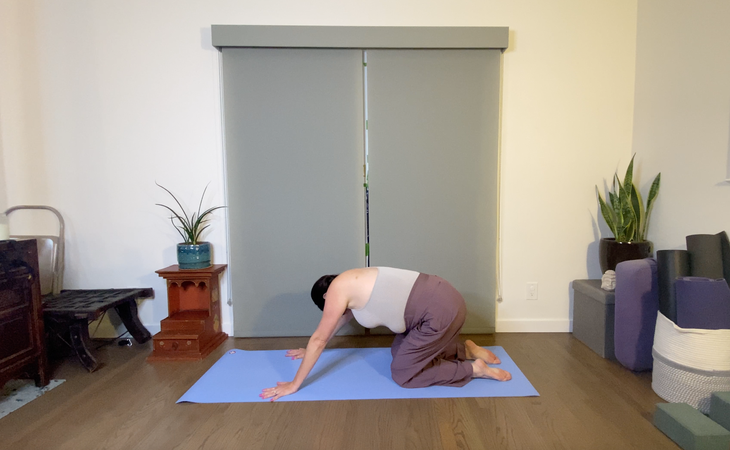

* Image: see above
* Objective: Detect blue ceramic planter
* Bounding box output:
[177,242,212,270]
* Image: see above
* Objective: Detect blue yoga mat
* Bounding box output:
[178,346,539,403]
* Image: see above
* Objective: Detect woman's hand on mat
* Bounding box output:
[285,348,306,360]
[260,381,298,402]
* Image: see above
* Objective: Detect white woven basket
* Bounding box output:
[652,313,730,413]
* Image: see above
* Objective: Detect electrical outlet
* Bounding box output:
[527,282,538,300]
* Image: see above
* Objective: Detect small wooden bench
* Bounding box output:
[5,206,154,373]
[43,288,153,372]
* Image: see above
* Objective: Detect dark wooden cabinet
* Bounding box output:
[0,239,49,387]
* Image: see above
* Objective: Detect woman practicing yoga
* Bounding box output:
[261,267,511,401]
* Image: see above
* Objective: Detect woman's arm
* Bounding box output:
[261,282,349,401]
[286,310,353,360]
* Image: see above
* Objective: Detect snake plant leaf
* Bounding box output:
[623,155,635,195]
[609,191,620,214]
[596,186,617,237]
[609,176,620,210]
[632,187,646,241]
[640,172,661,241]
[594,154,660,244]
[619,175,639,242]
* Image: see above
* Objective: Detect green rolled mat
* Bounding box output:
[654,403,730,450]
[710,392,730,432]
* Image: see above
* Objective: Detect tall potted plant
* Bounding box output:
[156,182,225,270]
[595,155,661,273]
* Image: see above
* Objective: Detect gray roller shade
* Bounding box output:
[222,48,366,337]
[367,49,501,333]
[216,27,507,337]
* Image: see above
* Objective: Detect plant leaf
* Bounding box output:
[594,155,660,244]
[617,176,637,242]
[631,186,645,241]
[156,182,225,245]
[168,217,187,242]
[156,182,193,232]
[194,224,211,244]
[157,203,194,239]
[641,172,661,240]
[197,183,211,223]
[623,154,635,195]
[191,206,226,241]
[596,186,618,238]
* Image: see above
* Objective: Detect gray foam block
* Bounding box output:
[654,403,730,450]
[710,392,730,432]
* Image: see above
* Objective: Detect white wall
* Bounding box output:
[0,0,641,335]
[632,0,730,254]
[0,139,7,214]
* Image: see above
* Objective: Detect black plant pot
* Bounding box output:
[598,238,653,273]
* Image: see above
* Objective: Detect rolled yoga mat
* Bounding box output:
[675,277,730,330]
[177,346,539,403]
[719,231,730,284]
[657,250,691,323]
[687,234,725,279]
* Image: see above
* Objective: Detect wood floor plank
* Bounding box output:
[0,334,681,450]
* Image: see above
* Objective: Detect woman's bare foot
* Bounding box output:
[471,359,512,381]
[465,339,501,364]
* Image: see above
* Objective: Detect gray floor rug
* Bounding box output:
[0,379,65,419]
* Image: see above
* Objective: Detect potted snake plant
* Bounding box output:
[156,182,225,270]
[595,155,661,273]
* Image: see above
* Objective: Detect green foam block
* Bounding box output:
[710,392,730,432]
[654,403,730,450]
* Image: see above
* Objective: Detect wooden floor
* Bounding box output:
[0,333,679,450]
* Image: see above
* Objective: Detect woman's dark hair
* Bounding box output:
[311,274,338,311]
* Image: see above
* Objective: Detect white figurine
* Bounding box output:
[601,270,616,291]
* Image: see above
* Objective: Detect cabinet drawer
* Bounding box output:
[0,308,33,361]
[0,274,32,311]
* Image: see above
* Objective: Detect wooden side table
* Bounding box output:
[147,264,227,361]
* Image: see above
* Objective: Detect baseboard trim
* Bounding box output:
[144,321,571,336]
[496,319,571,333]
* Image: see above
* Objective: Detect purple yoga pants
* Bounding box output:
[390,273,474,388]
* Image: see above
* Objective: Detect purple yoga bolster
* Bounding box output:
[614,258,659,371]
[675,276,730,330]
